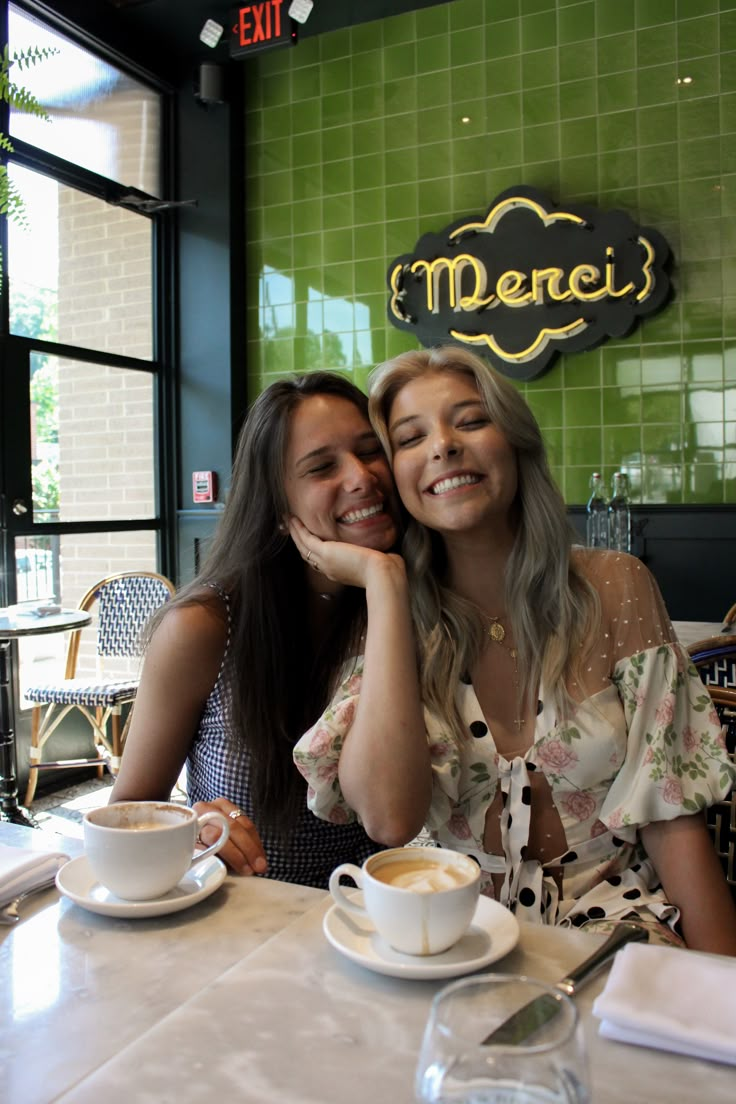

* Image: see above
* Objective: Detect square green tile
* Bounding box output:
[597,110,636,151]
[641,348,683,385]
[599,148,638,190]
[354,188,385,225]
[382,10,417,45]
[450,0,486,31]
[679,137,721,181]
[560,42,596,83]
[353,120,385,159]
[521,86,559,126]
[420,1,451,36]
[320,28,351,62]
[451,63,486,102]
[683,342,724,382]
[684,467,724,503]
[263,204,292,238]
[521,10,557,51]
[386,148,417,186]
[679,0,716,16]
[321,125,352,163]
[636,0,676,29]
[486,55,523,94]
[597,32,636,76]
[637,25,676,68]
[602,347,642,386]
[384,110,418,150]
[561,117,597,157]
[417,70,452,110]
[350,20,383,53]
[486,18,521,59]
[563,350,601,388]
[560,78,598,119]
[563,386,602,426]
[560,154,598,196]
[641,385,683,422]
[352,84,386,122]
[603,385,643,423]
[522,47,558,89]
[563,425,603,464]
[352,153,385,191]
[637,142,677,181]
[384,42,418,82]
[679,218,725,262]
[418,141,452,181]
[639,302,683,344]
[488,0,522,21]
[417,176,452,216]
[453,170,490,213]
[596,0,635,37]
[528,389,563,428]
[677,15,718,61]
[598,72,638,113]
[450,28,485,67]
[322,159,352,197]
[292,232,322,269]
[636,64,678,109]
[420,34,451,73]
[352,51,382,90]
[321,57,351,96]
[604,425,642,465]
[637,103,676,145]
[559,2,595,45]
[523,122,560,162]
[353,224,383,261]
[482,128,523,167]
[679,96,721,140]
[642,424,682,452]
[681,299,727,341]
[487,91,523,132]
[322,92,353,128]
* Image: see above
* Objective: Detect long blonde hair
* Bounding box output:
[368,345,598,740]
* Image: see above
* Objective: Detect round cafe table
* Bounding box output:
[0,605,91,827]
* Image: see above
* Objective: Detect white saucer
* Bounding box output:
[323,893,520,980]
[56,854,227,918]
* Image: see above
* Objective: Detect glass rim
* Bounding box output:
[428,972,580,1052]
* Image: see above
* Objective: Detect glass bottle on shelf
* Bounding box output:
[609,471,632,554]
[586,472,609,548]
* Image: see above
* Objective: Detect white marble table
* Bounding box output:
[1,825,734,1104]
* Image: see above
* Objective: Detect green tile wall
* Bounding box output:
[244,0,736,505]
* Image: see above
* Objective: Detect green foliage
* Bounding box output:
[0,43,59,276]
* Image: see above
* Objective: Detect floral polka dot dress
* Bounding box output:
[294,551,734,935]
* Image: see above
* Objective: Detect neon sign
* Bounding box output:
[386,186,672,381]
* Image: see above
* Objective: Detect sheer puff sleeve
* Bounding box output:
[584,551,736,836]
[293,660,364,825]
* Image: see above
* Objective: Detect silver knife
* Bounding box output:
[482,921,649,1046]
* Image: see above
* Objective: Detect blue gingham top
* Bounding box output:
[186,584,377,889]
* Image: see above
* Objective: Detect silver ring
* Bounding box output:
[228,807,245,821]
[306,550,312,564]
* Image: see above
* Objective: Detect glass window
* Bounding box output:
[8,4,161,194]
[29,352,156,524]
[8,164,154,359]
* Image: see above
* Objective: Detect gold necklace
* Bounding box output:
[485,616,525,732]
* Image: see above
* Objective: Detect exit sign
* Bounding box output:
[229,2,296,57]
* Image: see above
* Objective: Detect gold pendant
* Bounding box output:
[488,618,505,643]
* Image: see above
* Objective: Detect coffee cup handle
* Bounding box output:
[329,863,368,917]
[191,811,231,866]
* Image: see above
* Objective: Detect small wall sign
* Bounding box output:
[228,2,295,58]
[386,186,672,381]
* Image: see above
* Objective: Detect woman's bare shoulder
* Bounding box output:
[153,588,229,657]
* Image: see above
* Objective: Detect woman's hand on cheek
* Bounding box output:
[287,515,398,590]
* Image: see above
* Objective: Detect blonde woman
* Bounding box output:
[292,346,736,954]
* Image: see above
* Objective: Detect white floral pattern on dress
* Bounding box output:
[293,550,735,933]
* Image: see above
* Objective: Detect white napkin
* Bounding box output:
[592,941,736,1066]
[0,843,70,907]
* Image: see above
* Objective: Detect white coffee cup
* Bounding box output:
[83,801,230,901]
[329,846,480,956]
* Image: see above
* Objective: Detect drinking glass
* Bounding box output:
[415,974,590,1104]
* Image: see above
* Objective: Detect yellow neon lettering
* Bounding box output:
[495,270,532,306]
[605,246,635,298]
[636,236,655,302]
[568,264,605,301]
[531,267,571,304]
[450,318,588,363]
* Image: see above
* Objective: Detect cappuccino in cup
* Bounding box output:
[329,846,480,956]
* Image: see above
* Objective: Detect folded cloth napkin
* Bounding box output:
[592,941,736,1066]
[0,843,70,907]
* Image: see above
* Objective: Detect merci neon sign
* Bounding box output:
[387,186,672,381]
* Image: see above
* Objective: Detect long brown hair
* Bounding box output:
[155,372,373,830]
[369,346,598,739]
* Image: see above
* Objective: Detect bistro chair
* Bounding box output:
[688,635,736,903]
[23,570,175,806]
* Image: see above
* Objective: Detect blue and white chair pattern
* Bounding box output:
[688,608,736,903]
[24,571,175,806]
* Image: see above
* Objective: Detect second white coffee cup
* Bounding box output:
[83,801,230,901]
[329,846,480,956]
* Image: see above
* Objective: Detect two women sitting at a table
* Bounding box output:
[111,371,402,888]
[293,345,736,956]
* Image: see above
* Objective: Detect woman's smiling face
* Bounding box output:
[283,394,398,551]
[387,370,518,541]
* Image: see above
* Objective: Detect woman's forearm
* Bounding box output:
[339,557,431,846]
[641,814,736,956]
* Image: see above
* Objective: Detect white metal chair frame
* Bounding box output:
[24,570,175,806]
